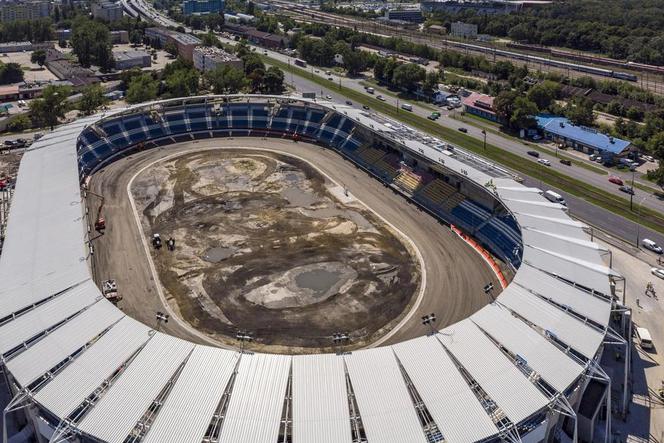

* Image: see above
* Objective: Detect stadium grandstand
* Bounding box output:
[0,95,625,443]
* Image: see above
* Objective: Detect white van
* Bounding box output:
[401,103,413,111]
[636,327,653,350]
[642,238,663,254]
[543,190,566,206]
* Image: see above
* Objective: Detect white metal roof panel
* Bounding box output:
[438,319,549,424]
[503,199,568,218]
[6,299,124,387]
[523,245,613,295]
[292,354,352,443]
[0,280,99,355]
[143,346,239,443]
[522,228,607,263]
[33,316,151,418]
[0,140,88,318]
[498,285,605,359]
[514,264,611,325]
[471,304,584,393]
[218,353,291,443]
[344,347,427,443]
[393,335,497,443]
[514,213,588,240]
[78,333,194,443]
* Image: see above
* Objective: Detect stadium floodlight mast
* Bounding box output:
[155,311,169,331]
[235,330,253,354]
[421,313,437,335]
[332,332,349,354]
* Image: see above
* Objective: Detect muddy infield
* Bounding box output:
[130,149,421,352]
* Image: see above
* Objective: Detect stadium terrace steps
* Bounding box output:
[417,179,456,206]
[443,193,466,212]
[357,147,386,166]
[394,169,428,194]
[373,158,401,181]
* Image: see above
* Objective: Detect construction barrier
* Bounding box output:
[450,224,509,289]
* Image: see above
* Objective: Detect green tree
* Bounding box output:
[0,63,23,84]
[30,49,46,66]
[566,98,595,126]
[510,97,538,130]
[164,68,199,98]
[262,66,284,94]
[342,50,366,76]
[205,65,245,94]
[130,30,143,46]
[494,90,519,126]
[70,17,114,71]
[165,42,178,57]
[79,84,108,115]
[29,85,71,129]
[526,80,560,111]
[391,63,426,91]
[7,114,31,132]
[242,53,265,75]
[201,32,220,47]
[126,73,158,103]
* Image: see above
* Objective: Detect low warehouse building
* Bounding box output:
[113,50,152,70]
[536,115,632,157]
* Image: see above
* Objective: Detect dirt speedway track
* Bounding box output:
[88,138,500,353]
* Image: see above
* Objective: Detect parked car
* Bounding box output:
[608,176,624,185]
[325,94,332,100]
[537,158,551,166]
[345,100,352,106]
[527,150,540,158]
[642,238,663,254]
[619,185,635,195]
[457,127,467,133]
[652,267,664,279]
[531,134,542,141]
[560,159,572,166]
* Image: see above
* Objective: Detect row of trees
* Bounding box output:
[429,0,664,65]
[0,18,53,43]
[0,62,23,85]
[70,17,114,71]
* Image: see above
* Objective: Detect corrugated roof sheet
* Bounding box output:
[143,346,239,443]
[438,319,549,424]
[218,353,291,443]
[514,213,588,240]
[6,299,124,387]
[292,354,352,443]
[499,285,605,359]
[522,228,607,263]
[393,335,497,443]
[514,264,611,325]
[0,280,99,355]
[78,333,194,443]
[471,304,584,393]
[344,347,427,443]
[33,316,151,418]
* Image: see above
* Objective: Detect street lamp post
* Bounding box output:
[630,170,635,211]
[483,282,494,302]
[636,196,647,248]
[236,330,253,354]
[481,130,486,151]
[421,313,437,335]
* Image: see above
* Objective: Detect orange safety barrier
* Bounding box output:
[450,225,509,289]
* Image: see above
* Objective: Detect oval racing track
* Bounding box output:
[0,96,618,443]
[87,139,498,352]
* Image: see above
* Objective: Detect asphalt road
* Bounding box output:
[88,138,499,352]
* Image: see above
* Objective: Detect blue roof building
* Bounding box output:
[535,115,632,156]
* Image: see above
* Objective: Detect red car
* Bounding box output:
[608,176,624,186]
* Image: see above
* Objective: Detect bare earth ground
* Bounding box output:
[130,150,420,350]
[88,138,499,353]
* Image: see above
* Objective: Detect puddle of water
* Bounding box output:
[295,269,342,296]
[281,187,319,207]
[202,246,234,263]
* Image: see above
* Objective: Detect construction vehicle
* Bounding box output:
[152,233,162,249]
[95,216,106,231]
[102,279,122,303]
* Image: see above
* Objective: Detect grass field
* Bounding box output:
[265,56,664,234]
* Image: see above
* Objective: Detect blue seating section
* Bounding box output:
[75,101,523,266]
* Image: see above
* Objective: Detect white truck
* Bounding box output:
[543,190,566,206]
